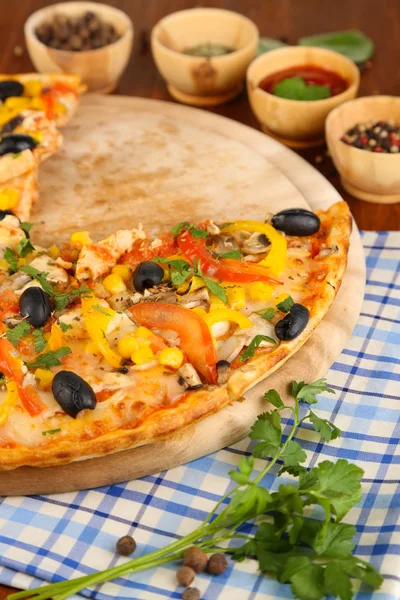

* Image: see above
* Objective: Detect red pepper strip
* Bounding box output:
[177,231,282,285]
[40,91,56,120]
[0,338,45,416]
[52,81,78,97]
[129,303,218,384]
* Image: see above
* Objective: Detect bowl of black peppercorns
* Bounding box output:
[24,1,133,93]
[326,95,400,204]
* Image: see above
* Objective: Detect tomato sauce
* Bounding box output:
[259,64,348,97]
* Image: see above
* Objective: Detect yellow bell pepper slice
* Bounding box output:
[0,381,18,426]
[204,308,253,330]
[221,220,287,275]
[47,323,64,352]
[81,296,122,368]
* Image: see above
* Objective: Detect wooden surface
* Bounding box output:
[0,95,365,495]
[0,0,394,595]
[0,0,399,232]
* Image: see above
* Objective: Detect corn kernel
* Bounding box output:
[134,326,152,339]
[158,348,184,370]
[23,80,42,97]
[34,368,54,389]
[103,273,126,295]
[0,188,19,210]
[131,344,154,365]
[227,286,245,310]
[274,293,290,307]
[117,336,139,358]
[112,264,131,282]
[248,282,273,302]
[4,97,30,111]
[48,245,60,259]
[70,231,92,248]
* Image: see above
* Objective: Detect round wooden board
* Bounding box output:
[0,96,365,496]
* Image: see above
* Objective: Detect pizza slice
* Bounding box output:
[0,201,351,470]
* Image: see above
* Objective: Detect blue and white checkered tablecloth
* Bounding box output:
[0,231,398,600]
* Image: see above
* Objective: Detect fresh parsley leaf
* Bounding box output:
[32,328,47,352]
[229,455,254,485]
[325,561,353,600]
[288,561,325,600]
[17,237,35,258]
[189,225,209,238]
[260,307,275,321]
[193,261,227,304]
[249,410,282,457]
[276,295,294,313]
[170,222,209,238]
[170,221,190,236]
[281,440,307,468]
[153,257,191,270]
[171,269,192,286]
[26,347,71,369]
[273,76,331,101]
[241,334,276,361]
[93,304,112,317]
[292,378,335,404]
[20,222,33,235]
[53,285,91,311]
[42,428,61,436]
[264,388,284,408]
[3,247,18,273]
[5,321,31,346]
[309,410,341,442]
[20,265,54,296]
[59,322,72,333]
[214,249,242,260]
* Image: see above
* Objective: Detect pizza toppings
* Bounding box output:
[271,208,321,236]
[0,134,37,156]
[0,81,24,101]
[133,261,164,292]
[19,287,52,327]
[52,370,97,418]
[275,303,310,341]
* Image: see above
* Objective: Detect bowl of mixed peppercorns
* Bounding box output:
[326,95,400,203]
[24,1,133,93]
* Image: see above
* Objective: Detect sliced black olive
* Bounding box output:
[0,80,24,101]
[271,208,320,237]
[1,114,24,135]
[0,134,37,157]
[0,209,16,220]
[52,371,97,418]
[133,261,164,293]
[19,287,52,328]
[275,303,310,341]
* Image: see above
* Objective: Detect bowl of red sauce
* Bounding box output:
[247,46,360,148]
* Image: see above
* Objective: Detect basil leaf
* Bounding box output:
[257,37,288,56]
[241,334,276,361]
[298,29,374,63]
[276,295,294,313]
[273,77,331,101]
[202,276,227,304]
[214,249,242,260]
[5,321,31,347]
[20,222,33,235]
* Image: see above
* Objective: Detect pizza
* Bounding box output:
[0,73,84,219]
[0,201,351,470]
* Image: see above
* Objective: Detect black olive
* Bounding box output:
[271,208,321,237]
[0,134,37,157]
[1,114,24,135]
[52,371,97,418]
[275,303,310,341]
[0,80,24,101]
[0,209,16,220]
[133,261,164,292]
[19,287,52,328]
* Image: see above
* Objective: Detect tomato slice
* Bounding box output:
[129,303,217,384]
[52,81,78,97]
[177,231,282,285]
[0,338,45,416]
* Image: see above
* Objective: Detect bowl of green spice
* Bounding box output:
[151,8,259,107]
[247,46,360,148]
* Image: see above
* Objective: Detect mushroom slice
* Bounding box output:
[316,244,339,259]
[211,235,240,256]
[178,363,203,390]
[178,287,209,309]
[216,360,230,385]
[242,232,271,255]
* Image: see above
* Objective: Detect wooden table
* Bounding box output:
[0,0,398,597]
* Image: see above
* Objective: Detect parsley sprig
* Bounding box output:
[11,378,382,600]
[170,221,209,238]
[26,347,71,369]
[20,265,91,310]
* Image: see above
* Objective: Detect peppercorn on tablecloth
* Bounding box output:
[0,231,398,600]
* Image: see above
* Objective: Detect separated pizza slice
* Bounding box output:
[0,162,38,223]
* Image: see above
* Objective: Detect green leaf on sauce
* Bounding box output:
[273,77,331,101]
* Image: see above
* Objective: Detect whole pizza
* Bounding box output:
[0,73,351,470]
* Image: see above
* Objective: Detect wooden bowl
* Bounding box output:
[151,8,259,107]
[247,46,360,148]
[24,1,133,93]
[326,96,400,204]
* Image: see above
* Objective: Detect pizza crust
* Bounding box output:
[0,201,351,470]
